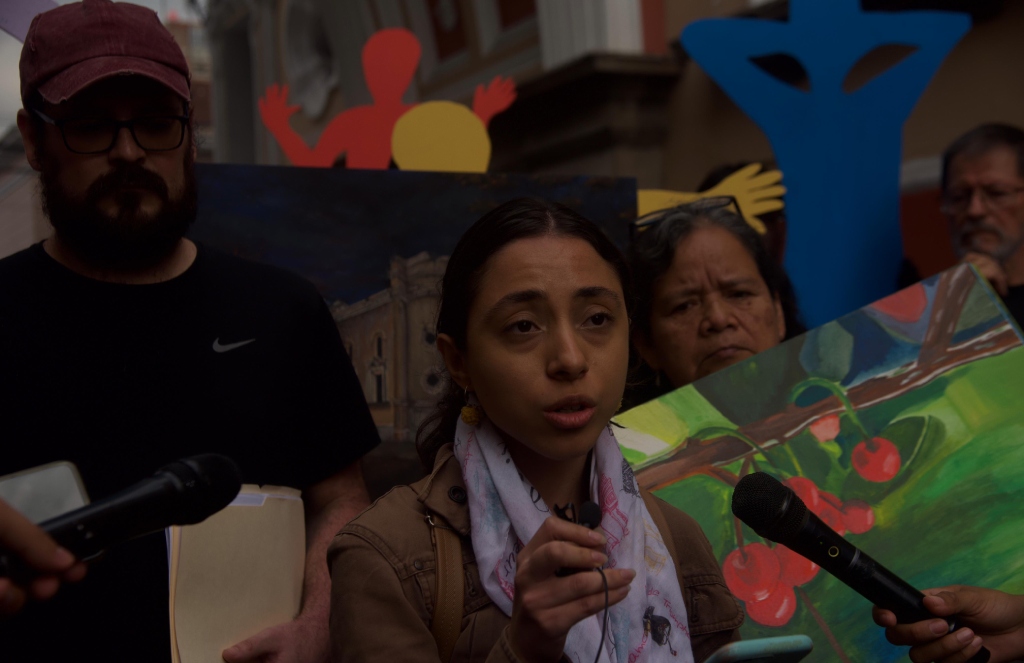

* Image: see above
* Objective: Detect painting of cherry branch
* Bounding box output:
[614,264,1024,662]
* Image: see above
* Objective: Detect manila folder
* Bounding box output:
[170,485,304,663]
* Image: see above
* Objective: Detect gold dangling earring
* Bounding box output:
[460,388,482,426]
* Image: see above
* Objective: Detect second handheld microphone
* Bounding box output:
[732,472,990,663]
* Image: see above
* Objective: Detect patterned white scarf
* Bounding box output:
[453,415,695,663]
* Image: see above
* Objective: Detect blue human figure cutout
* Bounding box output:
[682,0,970,327]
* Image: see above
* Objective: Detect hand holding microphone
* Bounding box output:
[0,454,242,584]
[873,586,1024,663]
[732,472,991,663]
[508,504,632,663]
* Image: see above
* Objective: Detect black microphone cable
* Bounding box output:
[593,565,609,663]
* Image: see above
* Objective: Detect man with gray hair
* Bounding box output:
[941,123,1024,324]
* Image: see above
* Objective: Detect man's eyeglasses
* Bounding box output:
[631,196,743,240]
[941,186,1024,215]
[33,109,189,154]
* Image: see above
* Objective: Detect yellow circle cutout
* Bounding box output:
[392,101,491,174]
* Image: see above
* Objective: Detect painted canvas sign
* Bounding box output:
[614,264,1024,662]
[189,163,636,497]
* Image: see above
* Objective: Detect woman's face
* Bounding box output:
[439,235,629,462]
[637,225,785,387]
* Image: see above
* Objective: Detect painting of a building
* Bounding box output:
[331,251,448,443]
[186,164,637,495]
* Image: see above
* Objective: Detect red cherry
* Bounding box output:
[819,490,843,511]
[722,543,781,602]
[841,500,875,534]
[809,414,841,442]
[852,437,901,482]
[818,502,847,536]
[871,283,927,323]
[775,544,819,586]
[784,477,821,513]
[745,583,798,627]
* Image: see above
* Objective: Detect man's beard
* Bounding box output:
[39,151,198,272]
[952,219,1024,263]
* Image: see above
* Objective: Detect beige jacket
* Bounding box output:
[328,445,743,663]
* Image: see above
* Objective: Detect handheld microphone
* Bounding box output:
[0,454,242,578]
[732,472,990,662]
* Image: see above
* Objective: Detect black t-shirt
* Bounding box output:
[0,242,380,661]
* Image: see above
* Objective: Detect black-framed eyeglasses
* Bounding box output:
[33,109,189,154]
[940,186,1024,215]
[631,196,744,240]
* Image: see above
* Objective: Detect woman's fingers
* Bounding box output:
[524,566,635,612]
[509,516,634,663]
[525,570,635,635]
[519,539,606,581]
[573,576,633,616]
[525,516,606,553]
[516,516,606,579]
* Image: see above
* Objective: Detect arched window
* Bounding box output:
[369,332,387,403]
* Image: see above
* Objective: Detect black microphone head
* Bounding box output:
[579,501,602,530]
[157,454,242,525]
[732,472,807,544]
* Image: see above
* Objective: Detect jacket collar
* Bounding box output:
[416,444,471,536]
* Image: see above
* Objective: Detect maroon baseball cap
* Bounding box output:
[20,0,191,106]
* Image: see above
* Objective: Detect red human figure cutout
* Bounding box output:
[472,75,517,128]
[259,28,421,168]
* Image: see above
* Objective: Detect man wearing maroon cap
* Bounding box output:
[0,1,380,661]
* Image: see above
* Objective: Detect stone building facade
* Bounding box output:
[331,251,448,443]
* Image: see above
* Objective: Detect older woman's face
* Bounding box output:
[637,225,785,387]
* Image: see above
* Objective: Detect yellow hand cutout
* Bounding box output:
[637,164,786,235]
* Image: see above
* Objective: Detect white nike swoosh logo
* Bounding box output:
[212,338,256,353]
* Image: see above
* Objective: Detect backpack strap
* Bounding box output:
[428,514,464,662]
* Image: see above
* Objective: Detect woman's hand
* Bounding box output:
[873,585,1024,663]
[508,516,635,663]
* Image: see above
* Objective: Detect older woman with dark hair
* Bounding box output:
[628,198,805,401]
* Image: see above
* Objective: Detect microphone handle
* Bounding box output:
[784,516,935,624]
[0,476,177,581]
[785,511,990,663]
[40,476,177,559]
